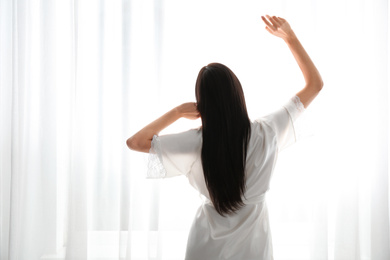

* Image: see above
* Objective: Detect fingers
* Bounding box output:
[269,16,282,27]
[265,26,273,34]
[261,16,277,31]
[261,15,285,31]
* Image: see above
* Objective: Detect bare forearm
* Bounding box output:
[285,31,323,90]
[126,102,199,153]
[261,15,323,108]
[127,108,181,153]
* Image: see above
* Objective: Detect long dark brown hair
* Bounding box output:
[195,63,251,216]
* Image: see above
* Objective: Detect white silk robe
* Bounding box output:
[147,96,306,260]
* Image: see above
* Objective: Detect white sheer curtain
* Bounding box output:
[0,0,388,259]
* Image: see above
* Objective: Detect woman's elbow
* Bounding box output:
[310,79,324,93]
[126,137,138,151]
[126,137,150,152]
[318,79,324,91]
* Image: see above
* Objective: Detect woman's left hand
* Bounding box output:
[127,102,200,153]
[176,102,200,120]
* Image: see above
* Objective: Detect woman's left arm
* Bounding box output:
[126,102,200,153]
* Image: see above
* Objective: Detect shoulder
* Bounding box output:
[252,118,278,137]
[158,127,202,154]
[249,120,279,149]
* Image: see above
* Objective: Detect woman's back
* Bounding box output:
[148,96,305,259]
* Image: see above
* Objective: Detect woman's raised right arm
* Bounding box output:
[261,15,323,108]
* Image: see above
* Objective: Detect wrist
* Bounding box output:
[174,106,183,118]
[284,30,298,44]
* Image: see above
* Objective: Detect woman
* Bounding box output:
[127,15,323,260]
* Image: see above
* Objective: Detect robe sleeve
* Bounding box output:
[260,96,306,151]
[147,128,200,179]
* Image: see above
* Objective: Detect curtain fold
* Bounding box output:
[0,0,389,259]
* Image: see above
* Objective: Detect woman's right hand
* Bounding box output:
[261,15,294,42]
[261,15,323,109]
